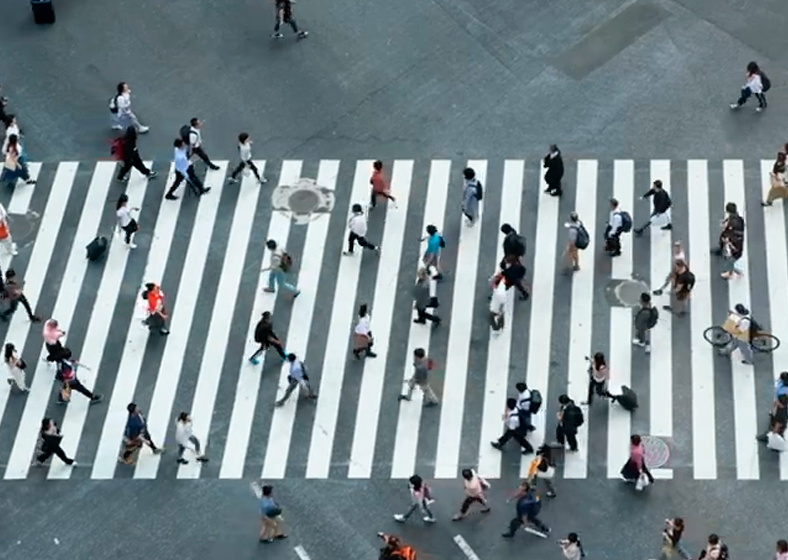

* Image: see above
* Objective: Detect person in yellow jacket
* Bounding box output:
[527,445,556,498]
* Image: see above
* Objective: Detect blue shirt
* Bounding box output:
[289,360,305,381]
[426,233,441,254]
[776,379,788,400]
[260,496,277,516]
[174,147,190,175]
[125,413,145,440]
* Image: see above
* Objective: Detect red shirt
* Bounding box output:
[370,169,388,194]
[147,290,163,314]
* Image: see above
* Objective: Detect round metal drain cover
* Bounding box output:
[614,279,651,307]
[271,177,336,225]
[642,436,670,469]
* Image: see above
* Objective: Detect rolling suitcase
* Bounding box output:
[31,0,56,24]
[86,236,108,261]
[616,385,638,412]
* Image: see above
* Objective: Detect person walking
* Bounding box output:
[461,167,482,226]
[763,151,788,206]
[502,480,550,538]
[262,239,300,297]
[119,403,163,465]
[2,115,34,182]
[633,292,658,354]
[489,276,508,331]
[774,539,788,560]
[634,179,672,235]
[413,267,441,325]
[653,240,687,295]
[555,394,583,452]
[43,319,68,363]
[55,348,103,405]
[500,223,526,263]
[164,138,210,200]
[720,204,745,280]
[228,132,266,184]
[344,203,379,256]
[661,259,694,317]
[582,352,609,406]
[620,434,655,487]
[369,160,396,209]
[110,82,149,133]
[271,0,309,39]
[142,282,170,335]
[352,304,377,359]
[275,353,318,407]
[115,193,140,249]
[1,134,34,188]
[397,348,439,407]
[393,474,436,524]
[115,126,156,182]
[421,225,444,279]
[730,61,769,112]
[558,533,585,560]
[563,212,589,273]
[0,202,17,256]
[527,445,557,498]
[604,198,632,257]
[543,144,564,196]
[452,468,491,520]
[4,342,28,393]
[658,517,692,560]
[0,268,41,322]
[248,311,287,365]
[183,118,220,171]
[34,419,76,468]
[256,484,288,542]
[490,397,533,454]
[175,412,209,465]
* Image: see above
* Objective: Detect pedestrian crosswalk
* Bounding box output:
[0,157,787,482]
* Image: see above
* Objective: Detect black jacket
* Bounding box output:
[543,152,564,182]
[643,188,671,214]
[503,231,525,258]
[122,127,138,161]
[254,321,275,345]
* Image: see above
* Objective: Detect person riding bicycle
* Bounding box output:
[723,303,755,365]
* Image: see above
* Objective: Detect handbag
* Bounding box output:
[635,472,650,491]
[18,359,26,370]
[767,431,787,452]
[60,382,72,402]
[0,222,9,241]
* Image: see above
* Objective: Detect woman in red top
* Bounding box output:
[620,434,654,485]
[143,283,170,335]
[369,160,396,209]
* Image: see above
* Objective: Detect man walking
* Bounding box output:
[120,403,163,464]
[563,212,589,273]
[272,0,309,39]
[491,397,533,454]
[633,292,659,353]
[661,259,694,317]
[262,239,300,297]
[249,311,287,364]
[344,203,379,256]
[183,118,220,170]
[413,267,440,325]
[543,144,564,197]
[165,139,210,200]
[228,132,267,184]
[0,268,41,322]
[634,179,672,235]
[554,394,582,452]
[397,348,439,407]
[275,353,318,407]
[502,480,550,538]
[174,412,209,465]
[604,198,632,257]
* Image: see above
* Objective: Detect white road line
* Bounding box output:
[348,160,413,478]
[49,163,152,479]
[564,160,598,479]
[607,160,634,478]
[686,160,717,479]
[5,162,111,479]
[92,162,185,479]
[760,159,788,479]
[453,535,481,560]
[390,160,451,479]
[259,160,335,480]
[477,160,522,479]
[723,160,759,480]
[7,161,41,215]
[521,165,560,478]
[294,545,312,560]
[305,160,372,479]
[177,163,264,479]
[133,162,228,479]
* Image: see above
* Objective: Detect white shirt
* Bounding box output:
[116,206,132,228]
[505,409,520,431]
[189,127,202,148]
[517,389,531,412]
[175,419,193,446]
[489,281,507,314]
[608,210,623,236]
[354,314,371,336]
[0,203,8,224]
[348,213,367,237]
[116,92,132,116]
[238,141,252,162]
[561,543,582,560]
[591,364,608,384]
[745,72,763,94]
[735,314,751,332]
[289,360,305,381]
[2,124,20,155]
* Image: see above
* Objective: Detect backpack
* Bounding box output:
[279,252,293,272]
[760,71,771,92]
[529,389,543,414]
[180,124,192,144]
[617,211,633,233]
[474,181,483,201]
[439,235,446,248]
[58,360,75,382]
[565,403,584,427]
[680,271,696,291]
[110,137,125,161]
[720,543,729,560]
[109,95,119,114]
[647,307,659,328]
[574,223,590,250]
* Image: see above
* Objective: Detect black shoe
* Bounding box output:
[90,394,104,404]
[398,395,411,402]
[490,441,503,450]
[661,224,672,230]
[634,228,643,236]
[548,190,562,197]
[177,458,188,465]
[413,318,427,324]
[209,164,220,171]
[201,187,212,195]
[502,532,515,539]
[610,250,621,257]
[365,351,377,358]
[197,456,209,463]
[165,194,178,200]
[147,171,158,179]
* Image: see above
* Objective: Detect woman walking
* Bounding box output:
[527,445,557,498]
[0,202,17,255]
[393,474,436,524]
[111,82,149,133]
[116,193,139,249]
[452,468,491,520]
[620,434,655,488]
[4,342,27,393]
[658,517,691,560]
[43,319,68,363]
[730,61,768,112]
[461,167,482,226]
[369,160,396,209]
[352,304,376,359]
[175,412,209,465]
[115,126,156,182]
[763,151,788,206]
[35,418,76,467]
[1,134,34,188]
[582,352,609,406]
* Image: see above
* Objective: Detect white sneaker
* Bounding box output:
[111,124,123,130]
[11,243,18,256]
[730,103,740,109]
[632,338,645,347]
[138,125,150,134]
[393,514,406,523]
[127,243,137,249]
[755,106,763,113]
[423,516,436,523]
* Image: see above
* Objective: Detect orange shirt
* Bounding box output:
[370,169,388,194]
[147,290,163,314]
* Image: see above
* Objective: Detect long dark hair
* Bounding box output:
[117,193,129,210]
[123,126,137,149]
[6,134,19,154]
[4,342,15,361]
[593,352,606,370]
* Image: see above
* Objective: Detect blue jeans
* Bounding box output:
[402,499,433,519]
[268,269,298,293]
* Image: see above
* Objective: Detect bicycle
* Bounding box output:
[703,324,781,353]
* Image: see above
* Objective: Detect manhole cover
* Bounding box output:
[614,279,651,307]
[271,177,336,225]
[642,436,670,469]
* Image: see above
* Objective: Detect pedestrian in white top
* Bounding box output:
[115,193,139,248]
[186,118,220,170]
[489,278,508,331]
[0,202,18,255]
[582,352,610,406]
[393,474,436,524]
[110,82,149,133]
[605,198,628,257]
[4,342,27,392]
[275,353,318,407]
[452,468,490,520]
[344,203,379,256]
[2,114,21,155]
[558,533,584,560]
[175,412,208,465]
[731,61,768,112]
[352,304,377,359]
[228,132,266,184]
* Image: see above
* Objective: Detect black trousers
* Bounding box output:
[275,17,300,33]
[459,495,487,514]
[166,167,204,197]
[370,189,395,208]
[59,378,94,402]
[37,442,73,465]
[737,87,767,109]
[605,234,621,255]
[117,152,150,179]
[250,341,287,361]
[1,294,35,320]
[555,424,578,451]
[498,427,533,453]
[415,308,439,323]
[508,512,549,534]
[231,160,261,181]
[191,146,217,168]
[347,232,376,253]
[587,378,607,404]
[546,178,562,194]
[121,219,138,244]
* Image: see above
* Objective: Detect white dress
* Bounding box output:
[6,354,27,391]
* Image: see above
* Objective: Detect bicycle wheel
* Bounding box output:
[704,326,732,347]
[752,333,781,353]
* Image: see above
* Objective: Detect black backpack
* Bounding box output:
[565,403,584,427]
[439,235,446,248]
[760,71,771,92]
[109,95,119,114]
[529,389,543,414]
[647,307,659,329]
[180,125,192,145]
[474,181,483,201]
[617,211,633,233]
[574,224,590,250]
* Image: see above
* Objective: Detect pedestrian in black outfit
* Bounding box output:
[555,394,582,452]
[272,0,309,39]
[634,180,672,235]
[543,144,564,196]
[413,267,440,325]
[248,311,287,365]
[0,268,41,322]
[116,126,157,182]
[56,348,103,404]
[491,397,533,454]
[185,118,220,171]
[35,418,76,467]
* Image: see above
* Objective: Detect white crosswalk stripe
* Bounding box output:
[0,157,786,481]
